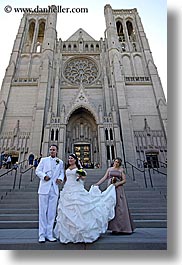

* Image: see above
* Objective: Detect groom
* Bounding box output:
[35,145,64,243]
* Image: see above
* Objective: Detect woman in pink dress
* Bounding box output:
[94,157,135,234]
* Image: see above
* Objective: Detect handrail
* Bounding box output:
[0,168,15,178]
[125,161,147,188]
[20,165,34,174]
[0,159,29,190]
[126,159,167,189]
[151,167,167,176]
[136,158,167,169]
[158,161,167,168]
[18,165,35,189]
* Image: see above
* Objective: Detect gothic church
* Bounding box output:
[0,5,167,168]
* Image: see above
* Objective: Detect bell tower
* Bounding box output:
[104,4,167,165]
[0,9,57,160]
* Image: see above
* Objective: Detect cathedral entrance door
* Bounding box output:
[74,144,91,168]
[66,107,98,167]
[146,153,159,168]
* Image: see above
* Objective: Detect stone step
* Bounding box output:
[0,169,167,232]
[0,201,167,209]
[0,221,38,229]
[0,214,38,221]
[4,192,164,199]
[134,220,167,228]
[0,228,167,250]
[130,207,167,213]
[0,209,38,214]
[0,219,167,229]
[0,213,167,222]
[0,207,166,216]
[0,197,166,205]
[0,207,167,214]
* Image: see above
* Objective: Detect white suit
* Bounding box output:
[36,156,64,239]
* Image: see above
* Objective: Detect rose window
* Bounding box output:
[64,58,99,85]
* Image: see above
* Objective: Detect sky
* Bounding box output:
[0,0,167,98]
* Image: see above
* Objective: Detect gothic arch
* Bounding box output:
[37,20,46,44]
[65,103,99,125]
[126,19,136,42]
[18,55,30,77]
[122,54,133,75]
[23,20,35,53]
[116,19,125,41]
[27,20,36,43]
[30,55,41,77]
[66,107,99,166]
[133,54,144,76]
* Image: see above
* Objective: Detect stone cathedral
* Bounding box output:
[0,5,167,168]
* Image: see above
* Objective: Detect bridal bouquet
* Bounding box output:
[111,177,117,184]
[76,168,87,181]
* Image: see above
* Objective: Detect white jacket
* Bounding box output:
[35,156,64,195]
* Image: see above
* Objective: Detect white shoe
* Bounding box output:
[46,236,57,242]
[39,236,45,243]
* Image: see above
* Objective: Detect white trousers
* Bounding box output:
[39,184,58,238]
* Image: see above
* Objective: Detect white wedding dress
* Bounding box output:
[54,168,116,243]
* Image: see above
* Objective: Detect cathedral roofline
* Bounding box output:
[112,8,138,15]
[66,28,96,42]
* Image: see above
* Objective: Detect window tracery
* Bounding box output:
[64,57,99,85]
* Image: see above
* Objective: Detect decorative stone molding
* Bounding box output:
[63,57,99,86]
[12,77,38,85]
[125,76,151,85]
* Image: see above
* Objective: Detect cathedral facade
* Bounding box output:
[0,5,167,168]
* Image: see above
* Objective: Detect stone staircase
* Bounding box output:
[0,167,167,230]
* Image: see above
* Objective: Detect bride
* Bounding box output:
[54,153,116,244]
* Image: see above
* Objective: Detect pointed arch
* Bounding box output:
[51,129,54,141]
[37,20,46,44]
[30,55,41,78]
[65,103,99,125]
[18,55,30,77]
[55,129,59,141]
[126,20,136,42]
[122,55,133,75]
[28,20,35,43]
[105,128,109,140]
[85,44,89,51]
[23,20,35,53]
[110,128,113,140]
[134,54,144,76]
[66,106,99,166]
[116,20,125,42]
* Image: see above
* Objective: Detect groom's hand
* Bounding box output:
[44,176,50,181]
[56,179,62,185]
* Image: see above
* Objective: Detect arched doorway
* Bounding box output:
[66,107,98,168]
[4,150,19,164]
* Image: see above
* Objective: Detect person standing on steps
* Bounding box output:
[35,145,64,243]
[94,157,135,234]
[54,153,116,244]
